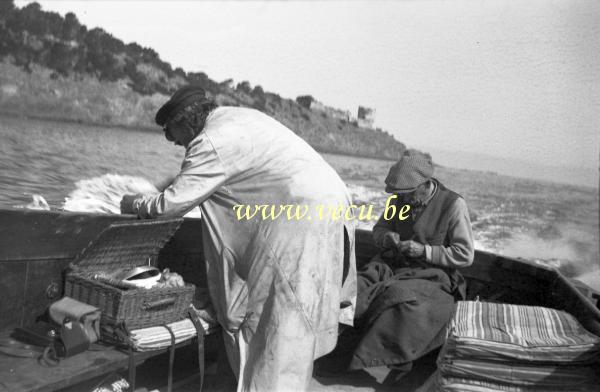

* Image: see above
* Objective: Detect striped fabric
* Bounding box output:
[446,301,600,363]
[433,301,600,392]
[129,317,218,352]
[429,371,600,392]
[438,359,598,387]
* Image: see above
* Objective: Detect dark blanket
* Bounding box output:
[348,256,456,370]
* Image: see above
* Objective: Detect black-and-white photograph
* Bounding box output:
[0,1,598,391]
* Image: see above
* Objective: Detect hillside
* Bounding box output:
[0,1,405,159]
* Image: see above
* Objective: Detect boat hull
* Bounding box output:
[0,208,598,336]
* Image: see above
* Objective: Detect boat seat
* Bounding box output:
[0,325,220,392]
[432,301,600,391]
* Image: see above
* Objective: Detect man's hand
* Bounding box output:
[120,194,142,214]
[399,240,425,258]
[382,231,401,251]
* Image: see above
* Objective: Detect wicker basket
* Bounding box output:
[65,219,195,335]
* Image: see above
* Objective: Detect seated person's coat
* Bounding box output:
[349,178,474,373]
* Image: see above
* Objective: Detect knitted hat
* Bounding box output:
[155,85,208,126]
[384,150,434,193]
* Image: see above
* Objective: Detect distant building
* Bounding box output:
[296,95,314,109]
[296,95,351,122]
[357,106,375,128]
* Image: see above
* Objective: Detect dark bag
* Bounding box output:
[12,321,60,347]
[57,317,92,357]
[41,297,102,365]
[49,296,101,344]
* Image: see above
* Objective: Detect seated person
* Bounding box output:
[346,150,475,384]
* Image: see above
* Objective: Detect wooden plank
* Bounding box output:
[0,342,139,392]
[550,274,600,335]
[0,209,208,332]
[0,262,27,331]
[0,209,203,262]
[22,258,70,327]
[2,208,598,334]
[0,209,133,262]
[0,331,218,392]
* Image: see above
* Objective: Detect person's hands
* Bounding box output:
[382,231,401,251]
[120,194,142,214]
[399,240,425,258]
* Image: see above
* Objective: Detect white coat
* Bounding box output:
[132,107,357,391]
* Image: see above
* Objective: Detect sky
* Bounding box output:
[15,0,600,184]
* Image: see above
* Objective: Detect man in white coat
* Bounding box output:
[121,86,356,391]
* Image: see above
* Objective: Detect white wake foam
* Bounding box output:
[63,174,159,214]
[62,174,201,218]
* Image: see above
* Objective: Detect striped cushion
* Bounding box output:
[129,317,218,351]
[444,301,600,364]
[438,359,599,388]
[430,371,600,392]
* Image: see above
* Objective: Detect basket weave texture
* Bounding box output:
[65,219,195,333]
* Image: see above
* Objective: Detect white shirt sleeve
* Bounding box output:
[133,135,228,219]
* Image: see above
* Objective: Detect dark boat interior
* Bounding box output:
[1,208,599,391]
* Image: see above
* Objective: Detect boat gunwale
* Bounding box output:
[0,207,598,329]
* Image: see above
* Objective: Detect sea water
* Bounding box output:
[1,115,598,287]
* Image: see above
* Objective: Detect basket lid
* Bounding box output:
[72,218,184,272]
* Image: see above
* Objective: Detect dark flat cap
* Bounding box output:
[155,85,207,126]
[384,150,434,193]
